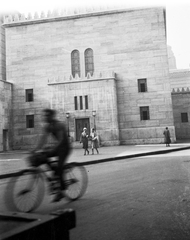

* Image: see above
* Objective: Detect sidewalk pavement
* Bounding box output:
[67,143,190,165]
[1,143,190,177]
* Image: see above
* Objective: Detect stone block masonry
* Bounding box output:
[0,15,6,81]
[3,7,175,149]
[0,80,12,151]
[172,90,190,139]
[49,77,119,146]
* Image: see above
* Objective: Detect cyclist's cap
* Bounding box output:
[83,128,87,131]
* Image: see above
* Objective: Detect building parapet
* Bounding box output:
[48,71,116,85]
[172,87,190,94]
[169,69,190,78]
[2,6,127,26]
[2,6,165,27]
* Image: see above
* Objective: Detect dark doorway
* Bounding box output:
[3,129,8,151]
[75,118,90,141]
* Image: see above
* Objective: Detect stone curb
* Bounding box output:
[0,146,189,180]
[76,146,190,166]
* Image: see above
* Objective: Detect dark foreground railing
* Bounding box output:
[0,209,76,240]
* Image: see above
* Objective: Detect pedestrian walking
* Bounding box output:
[80,128,89,155]
[90,128,99,154]
[163,127,171,147]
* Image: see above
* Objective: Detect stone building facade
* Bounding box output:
[0,80,12,151]
[0,14,12,151]
[167,45,177,70]
[0,16,6,80]
[170,69,190,139]
[1,7,177,150]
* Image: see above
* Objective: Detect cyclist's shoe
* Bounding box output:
[52,192,64,202]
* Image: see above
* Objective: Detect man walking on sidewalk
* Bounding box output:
[163,127,171,147]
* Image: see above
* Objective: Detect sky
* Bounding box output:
[1,0,190,69]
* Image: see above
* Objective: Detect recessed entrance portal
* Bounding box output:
[75,118,90,141]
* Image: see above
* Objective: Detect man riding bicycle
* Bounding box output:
[32,108,71,202]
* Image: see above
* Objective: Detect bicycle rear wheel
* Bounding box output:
[4,169,45,213]
[63,163,88,201]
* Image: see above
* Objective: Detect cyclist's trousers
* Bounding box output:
[47,146,70,190]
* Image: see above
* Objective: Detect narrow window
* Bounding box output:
[85,95,88,109]
[71,50,80,78]
[26,89,33,102]
[181,113,188,122]
[74,96,78,110]
[84,48,94,77]
[80,96,83,110]
[138,79,147,92]
[26,115,34,128]
[140,106,150,120]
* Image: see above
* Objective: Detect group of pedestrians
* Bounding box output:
[80,127,100,155]
[80,126,171,154]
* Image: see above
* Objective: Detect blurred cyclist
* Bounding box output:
[33,108,71,202]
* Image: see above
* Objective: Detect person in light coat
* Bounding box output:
[90,128,99,154]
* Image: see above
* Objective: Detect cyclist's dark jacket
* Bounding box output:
[46,120,70,156]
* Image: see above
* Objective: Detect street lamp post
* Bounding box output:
[66,112,70,137]
[92,110,96,130]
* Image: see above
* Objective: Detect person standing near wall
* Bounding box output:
[80,128,89,155]
[90,128,99,154]
[163,127,171,147]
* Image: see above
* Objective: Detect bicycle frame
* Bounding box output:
[4,159,88,212]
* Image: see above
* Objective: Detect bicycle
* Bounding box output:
[4,151,88,213]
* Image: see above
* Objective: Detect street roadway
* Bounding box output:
[1,150,190,240]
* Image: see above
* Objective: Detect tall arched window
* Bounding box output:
[71,50,80,78]
[84,48,94,77]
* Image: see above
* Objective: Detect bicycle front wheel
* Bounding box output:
[63,163,88,201]
[4,169,45,213]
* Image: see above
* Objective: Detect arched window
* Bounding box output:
[84,48,94,77]
[71,50,80,78]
